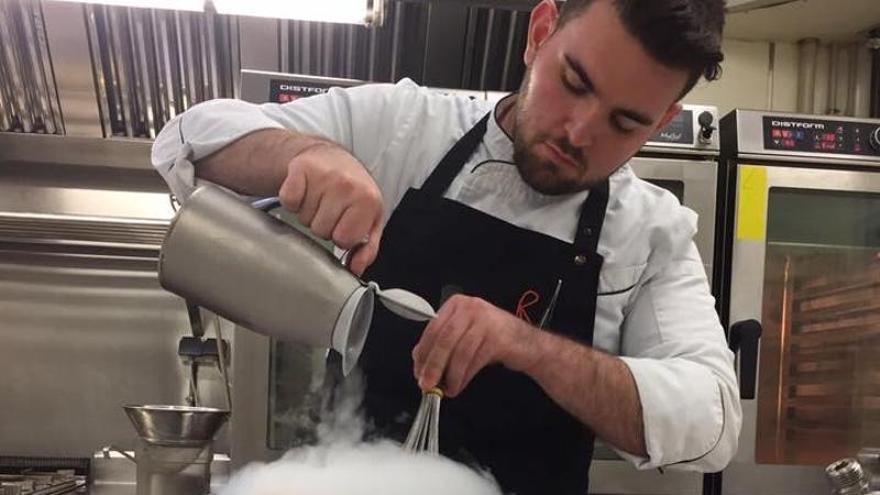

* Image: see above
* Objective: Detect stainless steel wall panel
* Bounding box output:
[109,8,135,136]
[84,6,115,138]
[3,0,65,134]
[176,12,196,110]
[345,25,356,79]
[461,6,527,91]
[279,20,290,73]
[389,2,403,81]
[478,8,495,89]
[500,10,518,90]
[1,4,32,132]
[277,0,441,84]
[131,11,158,138]
[22,4,60,134]
[197,14,213,101]
[238,16,278,73]
[321,23,333,76]
[422,2,468,88]
[367,25,377,81]
[226,16,241,98]
[395,2,428,83]
[204,15,220,101]
[0,133,153,171]
[0,19,16,132]
[83,6,238,138]
[0,168,235,456]
[0,1,35,132]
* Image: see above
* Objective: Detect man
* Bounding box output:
[152,0,741,493]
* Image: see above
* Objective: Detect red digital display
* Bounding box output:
[276,93,302,103]
[762,116,879,156]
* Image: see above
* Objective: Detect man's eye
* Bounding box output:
[561,75,588,96]
[611,118,637,134]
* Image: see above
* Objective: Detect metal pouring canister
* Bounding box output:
[158,184,374,374]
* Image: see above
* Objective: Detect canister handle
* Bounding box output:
[251,197,365,269]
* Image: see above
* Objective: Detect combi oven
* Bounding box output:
[718,109,880,495]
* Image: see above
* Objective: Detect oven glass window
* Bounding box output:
[757,187,880,465]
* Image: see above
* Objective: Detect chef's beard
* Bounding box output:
[509,69,599,196]
[512,136,594,195]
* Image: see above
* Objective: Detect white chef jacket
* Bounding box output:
[151,78,741,472]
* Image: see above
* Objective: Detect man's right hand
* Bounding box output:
[278,141,384,276]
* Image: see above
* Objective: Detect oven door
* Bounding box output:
[722,163,880,494]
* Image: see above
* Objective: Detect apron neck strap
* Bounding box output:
[421,113,491,197]
[419,110,610,253]
[573,179,609,253]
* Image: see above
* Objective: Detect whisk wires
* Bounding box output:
[404,387,444,454]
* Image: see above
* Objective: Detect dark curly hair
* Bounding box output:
[557,0,725,98]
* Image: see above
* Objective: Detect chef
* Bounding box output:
[152,0,741,493]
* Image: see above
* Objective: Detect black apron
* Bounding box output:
[358,113,609,495]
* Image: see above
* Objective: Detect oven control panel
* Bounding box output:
[645,105,719,150]
[763,116,880,157]
[269,79,337,103]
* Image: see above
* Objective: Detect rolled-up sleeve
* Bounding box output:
[151,99,285,200]
[616,241,742,472]
[150,79,420,201]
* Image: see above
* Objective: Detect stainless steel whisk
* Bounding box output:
[403,387,444,454]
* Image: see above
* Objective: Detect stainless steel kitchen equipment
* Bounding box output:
[826,457,872,495]
[0,456,89,495]
[718,109,880,495]
[158,183,438,379]
[106,405,230,495]
[123,405,230,446]
[158,184,376,376]
[0,133,232,457]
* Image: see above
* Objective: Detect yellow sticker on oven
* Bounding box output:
[736,165,767,240]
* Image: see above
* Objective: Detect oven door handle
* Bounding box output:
[728,319,762,400]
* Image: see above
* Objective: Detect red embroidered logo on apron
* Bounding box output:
[515,289,541,324]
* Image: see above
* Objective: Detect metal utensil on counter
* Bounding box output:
[104,405,230,495]
[159,184,437,375]
[123,405,230,446]
[827,457,872,495]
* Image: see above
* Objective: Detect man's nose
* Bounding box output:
[565,97,602,148]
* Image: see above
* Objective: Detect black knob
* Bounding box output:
[870,127,880,152]
[698,111,716,141]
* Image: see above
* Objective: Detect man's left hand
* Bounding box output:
[411,295,543,397]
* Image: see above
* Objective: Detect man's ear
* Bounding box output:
[654,102,683,134]
[523,0,559,67]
